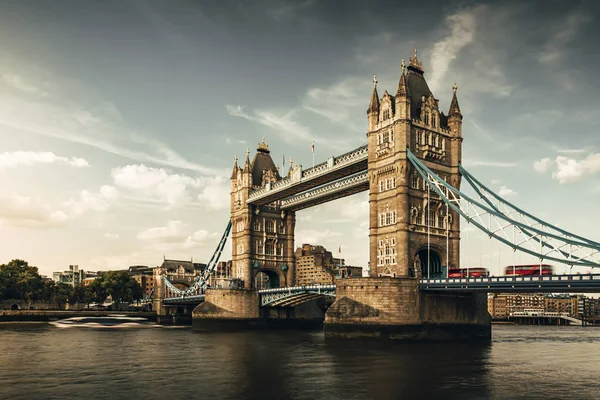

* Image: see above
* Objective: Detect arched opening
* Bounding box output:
[417,248,443,279]
[10,303,19,310]
[255,270,281,289]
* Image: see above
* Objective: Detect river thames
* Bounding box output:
[0,324,598,400]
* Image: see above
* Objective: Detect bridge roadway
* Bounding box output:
[247,144,367,207]
[161,273,600,306]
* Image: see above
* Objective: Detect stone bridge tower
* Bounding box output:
[230,139,296,289]
[367,49,462,279]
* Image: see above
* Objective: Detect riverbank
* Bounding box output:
[0,310,157,323]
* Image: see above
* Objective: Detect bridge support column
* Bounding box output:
[192,288,259,330]
[324,277,491,341]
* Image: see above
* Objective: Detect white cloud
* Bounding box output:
[225,137,247,145]
[110,164,230,210]
[552,154,600,184]
[137,220,217,251]
[463,160,518,168]
[111,164,199,207]
[226,104,312,143]
[498,186,517,197]
[533,157,553,173]
[296,229,342,245]
[104,233,120,239]
[0,151,89,169]
[1,73,49,97]
[0,193,69,228]
[64,185,119,216]
[302,77,367,132]
[197,176,230,210]
[428,6,479,92]
[0,70,218,174]
[552,146,590,154]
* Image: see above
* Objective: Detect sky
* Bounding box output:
[1,0,600,278]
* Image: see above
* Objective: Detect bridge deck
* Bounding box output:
[247,145,367,206]
[162,274,600,305]
[419,273,600,293]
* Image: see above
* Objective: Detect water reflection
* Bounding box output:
[0,324,598,400]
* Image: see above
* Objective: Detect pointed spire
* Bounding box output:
[448,81,461,116]
[231,155,239,179]
[396,60,410,98]
[243,148,251,173]
[367,75,380,114]
[408,48,423,73]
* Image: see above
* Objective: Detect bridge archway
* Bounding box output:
[255,268,283,289]
[417,248,443,279]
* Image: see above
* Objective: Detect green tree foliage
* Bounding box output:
[0,259,45,308]
[89,271,143,306]
[0,260,143,310]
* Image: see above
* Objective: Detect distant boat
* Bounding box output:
[49,315,158,328]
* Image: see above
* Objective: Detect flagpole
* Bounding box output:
[312,140,315,168]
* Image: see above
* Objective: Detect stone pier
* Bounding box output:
[192,288,326,330]
[324,277,491,341]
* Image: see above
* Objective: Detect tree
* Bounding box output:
[0,259,45,308]
[89,271,143,307]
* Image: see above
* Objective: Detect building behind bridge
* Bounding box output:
[488,293,585,319]
[294,244,362,286]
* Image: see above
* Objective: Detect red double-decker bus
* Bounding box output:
[448,267,489,278]
[504,264,554,276]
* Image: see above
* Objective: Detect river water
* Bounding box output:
[0,324,598,400]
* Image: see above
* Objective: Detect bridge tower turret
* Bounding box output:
[367,48,461,280]
[230,139,296,289]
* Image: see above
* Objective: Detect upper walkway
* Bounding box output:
[247,144,367,206]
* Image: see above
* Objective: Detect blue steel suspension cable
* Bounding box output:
[407,149,600,267]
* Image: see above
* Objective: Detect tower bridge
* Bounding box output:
[160,49,600,340]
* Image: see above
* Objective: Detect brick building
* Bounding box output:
[294,244,342,286]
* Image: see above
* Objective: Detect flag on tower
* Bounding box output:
[312,140,315,153]
[338,245,341,253]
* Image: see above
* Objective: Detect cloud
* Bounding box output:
[64,185,119,216]
[533,157,553,173]
[1,73,49,97]
[267,0,315,22]
[226,104,313,143]
[225,137,247,145]
[498,186,517,197]
[551,146,590,154]
[104,233,120,239]
[538,10,592,64]
[302,77,368,132]
[110,164,229,210]
[551,154,600,184]
[197,176,230,210]
[111,164,200,207]
[462,160,518,168]
[0,70,218,174]
[0,193,69,228]
[296,228,342,245]
[0,151,89,168]
[137,220,217,250]
[428,6,479,93]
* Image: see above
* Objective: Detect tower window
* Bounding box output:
[265,220,275,233]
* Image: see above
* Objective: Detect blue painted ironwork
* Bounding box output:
[407,149,600,267]
[162,221,232,300]
[258,285,336,307]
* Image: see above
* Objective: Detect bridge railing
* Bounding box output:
[420,273,600,285]
[258,284,337,294]
[247,144,368,202]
